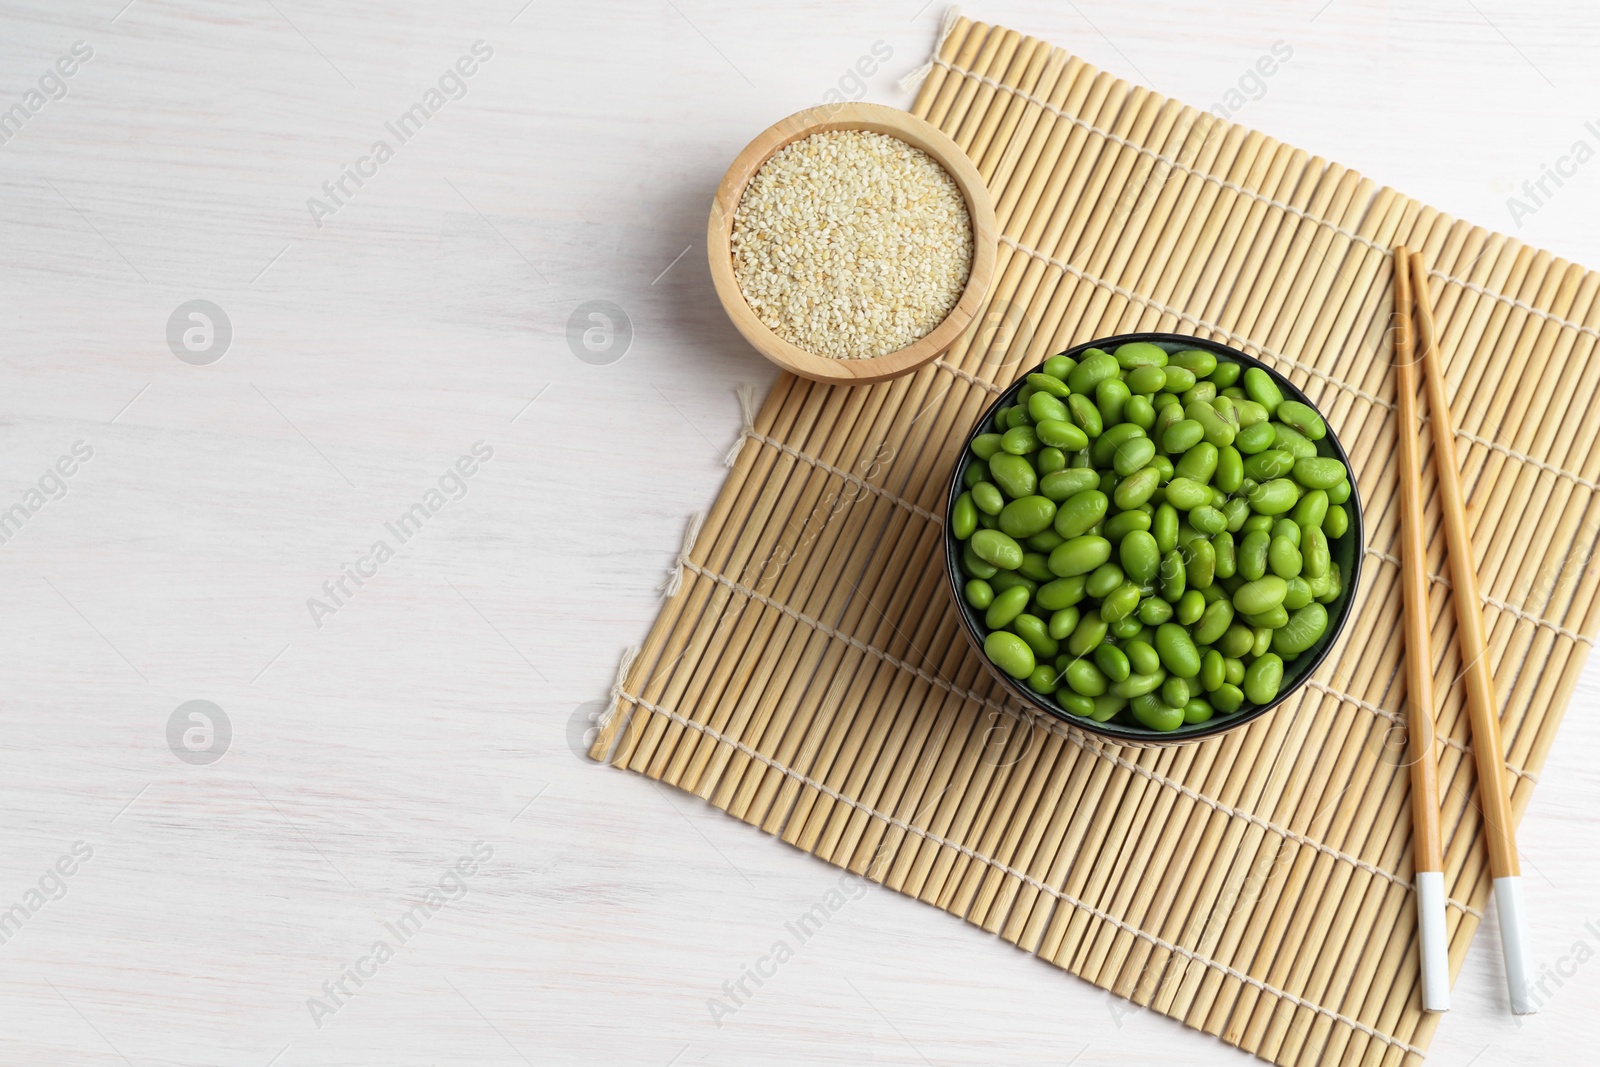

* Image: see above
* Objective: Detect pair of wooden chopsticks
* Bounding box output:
[1393,248,1533,1015]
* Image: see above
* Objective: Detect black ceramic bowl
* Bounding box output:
[943,332,1364,746]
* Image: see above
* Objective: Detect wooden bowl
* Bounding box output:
[706,102,998,386]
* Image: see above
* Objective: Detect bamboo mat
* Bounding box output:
[592,16,1600,1065]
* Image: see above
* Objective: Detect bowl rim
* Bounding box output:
[942,331,1366,747]
[706,102,999,386]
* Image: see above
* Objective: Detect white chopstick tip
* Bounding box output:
[1416,871,1451,1012]
[1495,875,1538,1014]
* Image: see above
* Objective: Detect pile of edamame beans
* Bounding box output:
[949,341,1352,733]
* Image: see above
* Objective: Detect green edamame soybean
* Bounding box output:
[1189,401,1235,447]
[1130,692,1184,731]
[988,453,1036,498]
[952,492,978,539]
[1036,418,1090,451]
[1238,530,1269,581]
[1161,676,1191,709]
[985,631,1035,679]
[1138,597,1173,625]
[1124,394,1157,430]
[1247,478,1300,515]
[964,578,994,610]
[1175,589,1205,626]
[1215,445,1244,492]
[971,481,1004,516]
[1025,664,1059,694]
[1113,435,1157,476]
[1048,606,1081,640]
[998,495,1057,539]
[1085,563,1125,599]
[1064,658,1109,697]
[1100,582,1143,625]
[1213,530,1237,579]
[1120,530,1161,583]
[1234,421,1276,454]
[970,433,1004,460]
[1234,575,1288,614]
[1124,639,1161,676]
[1036,575,1087,611]
[1094,643,1132,683]
[1324,504,1349,539]
[1001,425,1040,455]
[1067,609,1109,657]
[1091,422,1146,466]
[1190,505,1227,536]
[1175,442,1219,483]
[1291,487,1328,528]
[1186,537,1216,589]
[1327,478,1351,505]
[1218,624,1254,658]
[1242,367,1284,414]
[1301,525,1330,579]
[1222,496,1251,532]
[1042,354,1075,379]
[985,584,1030,628]
[1068,349,1120,393]
[1155,622,1201,678]
[1282,577,1313,611]
[1112,466,1160,510]
[1097,377,1131,425]
[1040,467,1099,502]
[1027,528,1065,552]
[1276,400,1326,441]
[1273,602,1328,656]
[1028,371,1069,397]
[971,529,1024,571]
[1210,361,1241,388]
[1212,683,1245,713]
[1018,552,1054,582]
[1049,534,1112,578]
[1292,456,1345,489]
[1159,549,1187,602]
[1163,476,1210,510]
[1170,349,1217,377]
[1053,489,1108,538]
[1162,366,1197,393]
[1183,698,1215,724]
[1153,502,1178,554]
[1272,422,1317,459]
[1067,393,1103,438]
[1113,670,1168,699]
[1028,391,1069,425]
[1110,615,1143,641]
[1103,509,1152,540]
[1011,613,1059,659]
[1200,649,1226,692]
[1193,599,1235,646]
[1243,652,1284,704]
[1161,419,1205,454]
[1243,604,1289,629]
[962,542,998,579]
[1268,534,1303,579]
[1127,363,1166,394]
[1242,450,1295,481]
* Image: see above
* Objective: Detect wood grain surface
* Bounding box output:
[0,2,1595,1065]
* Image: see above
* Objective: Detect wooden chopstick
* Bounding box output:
[1392,246,1450,1013]
[1407,250,1536,1014]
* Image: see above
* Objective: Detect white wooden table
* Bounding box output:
[2,1,1596,1063]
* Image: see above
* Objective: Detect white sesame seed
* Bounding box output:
[730,129,973,360]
